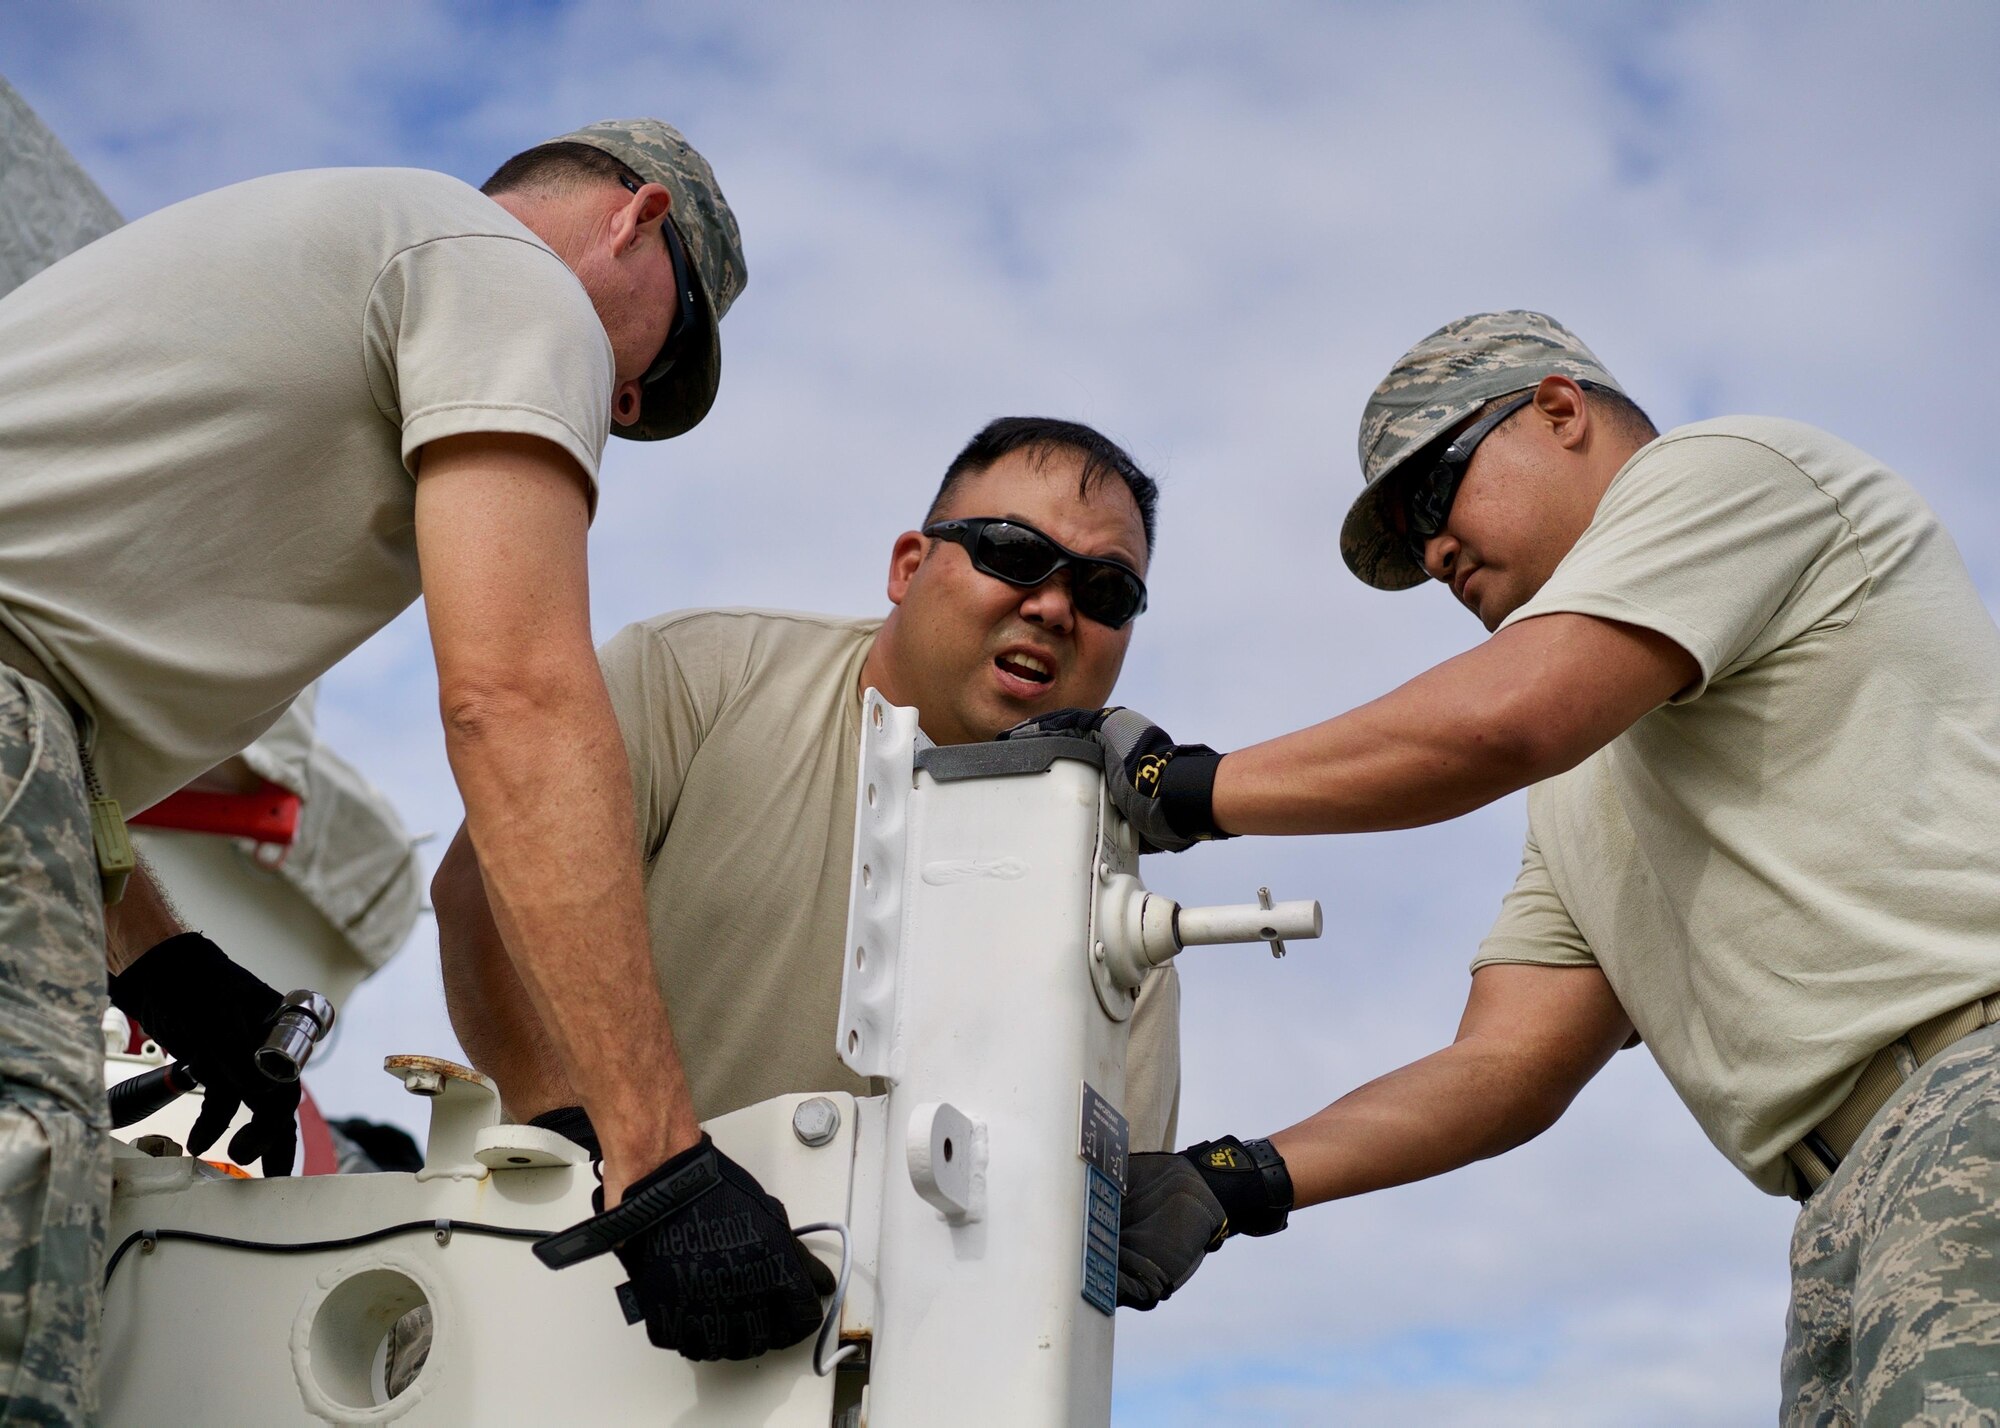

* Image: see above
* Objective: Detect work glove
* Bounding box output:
[535,1133,836,1361]
[1118,1135,1294,1311]
[106,932,300,1175]
[1001,707,1230,854]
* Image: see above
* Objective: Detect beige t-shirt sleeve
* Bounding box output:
[1472,829,1596,973]
[1498,432,1861,700]
[365,234,612,501]
[598,621,716,863]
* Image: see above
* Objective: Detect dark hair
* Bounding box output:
[926,417,1160,554]
[1473,381,1658,446]
[481,141,642,198]
[1585,384,1659,444]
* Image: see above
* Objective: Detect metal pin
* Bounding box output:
[1259,887,1286,958]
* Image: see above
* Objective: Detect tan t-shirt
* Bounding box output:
[1473,417,2000,1194]
[600,609,1183,1150]
[0,167,613,809]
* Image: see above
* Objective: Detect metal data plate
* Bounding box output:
[1079,1082,1130,1318]
[1078,1082,1129,1191]
[1081,1165,1120,1317]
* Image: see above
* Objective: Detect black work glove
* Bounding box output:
[527,1104,602,1160]
[106,932,300,1176]
[534,1134,836,1361]
[1002,707,1229,854]
[1118,1135,1294,1311]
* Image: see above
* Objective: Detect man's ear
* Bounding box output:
[611,181,673,255]
[1534,375,1590,450]
[886,530,928,605]
[611,378,644,428]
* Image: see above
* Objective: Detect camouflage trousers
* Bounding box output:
[1783,1020,2000,1426]
[0,672,110,1427]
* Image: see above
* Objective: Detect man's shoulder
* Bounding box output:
[1641,415,1878,479]
[607,607,881,677]
[213,167,550,257]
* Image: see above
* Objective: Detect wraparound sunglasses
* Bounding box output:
[922,517,1149,629]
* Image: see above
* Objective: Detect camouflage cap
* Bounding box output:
[1342,310,1622,591]
[550,118,746,441]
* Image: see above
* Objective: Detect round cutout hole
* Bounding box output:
[302,1267,430,1412]
[942,1137,954,1162]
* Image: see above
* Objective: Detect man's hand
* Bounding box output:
[535,1135,835,1360]
[1003,707,1229,853]
[1118,1135,1294,1310]
[106,932,301,1175]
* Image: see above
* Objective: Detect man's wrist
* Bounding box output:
[1157,748,1229,841]
[1184,1134,1293,1238]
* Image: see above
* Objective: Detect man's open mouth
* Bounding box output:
[994,651,1054,687]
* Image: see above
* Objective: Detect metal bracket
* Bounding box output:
[837,690,920,1080]
[906,1101,984,1222]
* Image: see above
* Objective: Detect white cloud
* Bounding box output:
[6,2,1995,1419]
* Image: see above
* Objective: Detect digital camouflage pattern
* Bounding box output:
[0,671,111,1426]
[550,118,746,442]
[1783,1021,2000,1425]
[1343,310,1624,592]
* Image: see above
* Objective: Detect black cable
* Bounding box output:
[103,1218,552,1290]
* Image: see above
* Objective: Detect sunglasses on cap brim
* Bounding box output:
[922,517,1149,630]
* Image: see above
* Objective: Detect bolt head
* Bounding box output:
[793,1096,841,1147]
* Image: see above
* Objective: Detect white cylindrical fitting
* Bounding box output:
[1174,899,1322,948]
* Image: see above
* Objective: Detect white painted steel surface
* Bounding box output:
[101,1083,859,1425]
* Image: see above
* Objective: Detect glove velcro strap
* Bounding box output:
[1157,749,1227,841]
[534,1140,722,1270]
[1187,1135,1293,1238]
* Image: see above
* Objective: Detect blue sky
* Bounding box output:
[7,2,1998,1421]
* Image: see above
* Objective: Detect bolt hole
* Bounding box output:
[847,1029,860,1054]
[861,864,872,889]
[942,1137,954,1162]
[506,1155,530,1165]
[871,705,883,729]
[866,783,878,807]
[1260,926,1277,939]
[854,945,866,970]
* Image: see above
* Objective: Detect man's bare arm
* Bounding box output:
[103,856,184,973]
[1212,613,1698,836]
[433,824,578,1119]
[1270,961,1634,1206]
[415,430,695,1202]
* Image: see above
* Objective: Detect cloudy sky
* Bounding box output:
[7,2,1999,1421]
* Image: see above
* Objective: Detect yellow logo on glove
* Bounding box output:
[1135,754,1168,795]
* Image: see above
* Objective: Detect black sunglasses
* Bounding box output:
[922,517,1149,629]
[1397,392,1534,561]
[619,176,697,385]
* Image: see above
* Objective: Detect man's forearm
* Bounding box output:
[1269,1039,1577,1207]
[443,672,695,1198]
[1268,963,1633,1208]
[1210,613,1699,836]
[433,827,578,1120]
